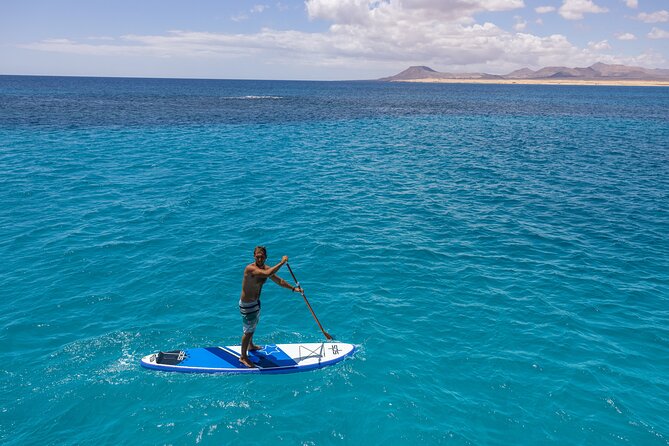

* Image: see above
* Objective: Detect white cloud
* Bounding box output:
[19,0,666,76]
[306,0,525,25]
[19,27,592,74]
[588,39,610,50]
[616,32,636,40]
[534,6,557,14]
[251,4,269,13]
[535,6,556,14]
[636,10,669,23]
[232,4,269,21]
[306,0,371,25]
[42,38,75,45]
[275,2,291,12]
[559,0,608,20]
[648,27,669,39]
[86,36,115,41]
[624,0,638,9]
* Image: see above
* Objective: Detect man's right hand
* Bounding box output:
[282,255,288,264]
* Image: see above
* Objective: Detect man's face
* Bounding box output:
[254,250,267,266]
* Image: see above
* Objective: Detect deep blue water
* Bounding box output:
[1,75,668,444]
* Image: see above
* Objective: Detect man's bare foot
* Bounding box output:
[239,357,256,368]
[249,344,263,351]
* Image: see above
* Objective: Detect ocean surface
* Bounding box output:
[1,75,668,445]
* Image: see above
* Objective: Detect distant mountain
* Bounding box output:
[380,63,669,81]
[379,65,502,81]
[504,68,536,78]
[378,66,442,81]
[589,62,669,79]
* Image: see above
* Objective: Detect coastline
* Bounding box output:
[394,78,669,87]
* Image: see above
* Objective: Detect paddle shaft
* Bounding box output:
[286,263,333,341]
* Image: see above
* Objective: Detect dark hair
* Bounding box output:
[254,245,267,256]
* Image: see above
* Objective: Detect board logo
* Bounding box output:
[329,344,340,355]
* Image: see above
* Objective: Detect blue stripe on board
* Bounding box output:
[204,347,245,369]
[219,346,279,368]
[176,347,233,368]
[219,345,298,369]
[255,345,298,368]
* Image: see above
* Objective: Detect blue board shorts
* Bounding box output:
[239,300,261,334]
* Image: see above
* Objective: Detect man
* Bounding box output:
[238,246,302,368]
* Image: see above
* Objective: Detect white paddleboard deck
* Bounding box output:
[141,342,355,374]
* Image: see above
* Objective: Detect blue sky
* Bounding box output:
[1,0,668,80]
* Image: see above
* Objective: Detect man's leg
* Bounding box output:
[240,332,255,368]
[250,334,263,351]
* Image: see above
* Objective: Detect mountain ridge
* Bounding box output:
[380,63,669,81]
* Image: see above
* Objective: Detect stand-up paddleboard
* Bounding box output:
[141,342,355,374]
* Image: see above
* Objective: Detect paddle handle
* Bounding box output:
[286,263,334,341]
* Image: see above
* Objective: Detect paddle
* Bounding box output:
[286,263,334,341]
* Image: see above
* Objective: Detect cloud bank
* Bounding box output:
[558,0,608,20]
[18,0,667,77]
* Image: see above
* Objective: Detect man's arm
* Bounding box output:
[270,274,302,292]
[252,255,288,278]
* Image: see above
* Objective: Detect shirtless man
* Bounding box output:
[238,246,302,368]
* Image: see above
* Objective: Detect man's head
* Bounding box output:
[254,246,267,266]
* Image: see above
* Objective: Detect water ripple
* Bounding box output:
[1,78,668,445]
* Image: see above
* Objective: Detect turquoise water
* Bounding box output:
[1,76,668,444]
